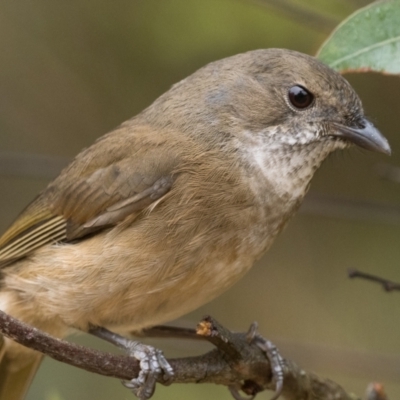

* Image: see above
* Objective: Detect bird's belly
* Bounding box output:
[107,255,254,333]
[1,226,265,333]
[88,244,257,332]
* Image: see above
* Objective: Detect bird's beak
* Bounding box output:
[331,119,391,155]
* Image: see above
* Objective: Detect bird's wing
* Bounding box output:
[0,124,180,266]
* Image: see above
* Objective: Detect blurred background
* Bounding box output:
[0,0,399,399]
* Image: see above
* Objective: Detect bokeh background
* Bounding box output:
[0,0,400,399]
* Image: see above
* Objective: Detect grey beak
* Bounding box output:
[332,119,391,155]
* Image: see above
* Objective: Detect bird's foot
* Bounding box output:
[121,340,174,399]
[254,337,284,400]
[89,326,173,400]
[227,322,285,400]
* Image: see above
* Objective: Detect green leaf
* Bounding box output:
[316,0,400,74]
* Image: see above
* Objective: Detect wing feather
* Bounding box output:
[0,126,179,267]
[0,216,66,266]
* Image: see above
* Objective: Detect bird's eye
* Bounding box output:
[288,85,314,110]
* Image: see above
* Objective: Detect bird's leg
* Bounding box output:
[88,326,174,400]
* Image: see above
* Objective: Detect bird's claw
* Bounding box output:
[122,341,174,400]
[88,326,174,399]
[254,337,284,400]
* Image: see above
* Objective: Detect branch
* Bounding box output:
[348,268,400,292]
[0,309,381,399]
[366,383,388,400]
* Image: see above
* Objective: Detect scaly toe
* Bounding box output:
[122,341,174,399]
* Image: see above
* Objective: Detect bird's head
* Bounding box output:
[199,48,390,156]
[144,48,390,198]
[149,48,389,157]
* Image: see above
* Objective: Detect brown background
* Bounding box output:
[0,0,399,399]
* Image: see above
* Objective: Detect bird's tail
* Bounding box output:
[0,333,43,400]
[0,290,48,400]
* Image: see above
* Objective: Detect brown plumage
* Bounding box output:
[0,49,390,399]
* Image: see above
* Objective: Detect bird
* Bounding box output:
[0,48,390,400]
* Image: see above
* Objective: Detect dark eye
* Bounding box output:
[288,85,314,110]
